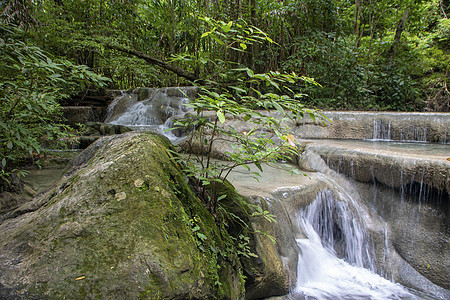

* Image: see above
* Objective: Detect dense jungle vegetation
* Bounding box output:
[0,0,449,188]
[2,0,449,111]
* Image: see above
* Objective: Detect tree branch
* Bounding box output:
[105,43,204,84]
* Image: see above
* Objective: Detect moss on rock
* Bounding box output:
[0,132,242,299]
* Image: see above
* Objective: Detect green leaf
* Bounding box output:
[229,86,247,93]
[197,233,207,241]
[1,158,6,168]
[217,110,225,124]
[7,141,13,150]
[240,43,247,50]
[217,194,227,201]
[201,31,211,38]
[254,162,263,172]
[222,21,233,33]
[273,102,285,114]
[209,33,225,46]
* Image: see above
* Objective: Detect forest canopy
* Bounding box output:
[1,0,449,113]
[0,0,448,189]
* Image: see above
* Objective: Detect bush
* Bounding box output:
[0,26,110,190]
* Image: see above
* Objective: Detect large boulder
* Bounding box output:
[0,132,242,299]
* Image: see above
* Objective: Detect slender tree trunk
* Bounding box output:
[387,9,409,63]
[354,0,360,37]
[440,0,448,18]
[204,0,209,15]
[170,0,175,54]
[355,23,365,48]
[368,0,374,61]
[250,0,257,70]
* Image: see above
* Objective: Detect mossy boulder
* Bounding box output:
[0,132,242,299]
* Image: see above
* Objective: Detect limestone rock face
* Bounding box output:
[0,132,241,299]
[237,196,297,300]
[356,181,450,291]
[301,141,450,193]
[292,111,450,143]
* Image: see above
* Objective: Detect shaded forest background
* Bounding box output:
[0,0,449,189]
[2,0,449,111]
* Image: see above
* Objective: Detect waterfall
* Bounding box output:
[105,87,195,142]
[373,119,391,140]
[293,144,450,299]
[292,189,417,300]
[299,189,375,270]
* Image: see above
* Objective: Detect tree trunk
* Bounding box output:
[440,0,448,18]
[387,9,409,63]
[354,0,360,36]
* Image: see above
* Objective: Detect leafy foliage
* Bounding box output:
[172,18,325,219]
[0,26,110,189]
[11,0,447,112]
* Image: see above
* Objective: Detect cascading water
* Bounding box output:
[105,87,195,142]
[292,189,418,300]
[293,144,449,300]
[372,119,430,142]
[373,119,391,140]
[299,189,375,270]
[102,91,449,297]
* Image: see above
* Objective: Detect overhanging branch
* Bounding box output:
[106,44,204,84]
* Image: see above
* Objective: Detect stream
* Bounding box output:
[78,87,449,299]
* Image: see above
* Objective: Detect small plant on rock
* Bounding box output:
[171,17,327,219]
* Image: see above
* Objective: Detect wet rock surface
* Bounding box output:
[292,111,450,143]
[300,139,450,194]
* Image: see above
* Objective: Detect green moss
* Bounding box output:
[6,133,245,299]
[0,132,256,299]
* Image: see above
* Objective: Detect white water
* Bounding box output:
[105,87,193,142]
[292,189,418,300]
[373,119,391,140]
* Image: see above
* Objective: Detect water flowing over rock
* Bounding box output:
[227,152,449,299]
[297,146,449,298]
[105,87,196,142]
[8,86,449,299]
[292,111,450,143]
[300,139,450,193]
[186,112,449,298]
[292,189,415,300]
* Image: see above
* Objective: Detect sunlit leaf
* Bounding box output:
[222,21,233,33]
[217,110,225,124]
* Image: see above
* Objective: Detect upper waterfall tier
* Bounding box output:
[292,111,449,143]
[298,139,449,194]
[105,87,196,125]
[104,87,196,142]
[105,88,449,144]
